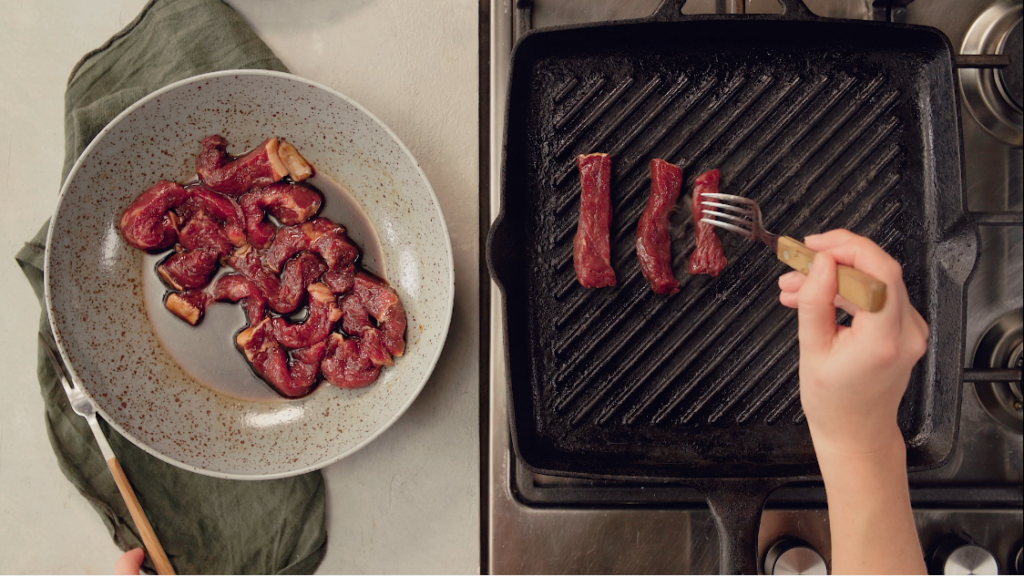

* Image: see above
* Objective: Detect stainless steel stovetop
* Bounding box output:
[488,1,1023,573]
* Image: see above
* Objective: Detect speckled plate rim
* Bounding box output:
[43,69,456,480]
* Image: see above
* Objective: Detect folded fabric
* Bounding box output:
[15,0,327,573]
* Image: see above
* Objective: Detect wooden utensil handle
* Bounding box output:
[106,458,176,575]
[777,236,887,313]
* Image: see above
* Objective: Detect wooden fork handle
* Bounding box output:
[107,457,176,575]
[776,236,887,313]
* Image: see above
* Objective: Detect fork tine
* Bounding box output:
[699,192,756,205]
[702,209,753,227]
[700,201,755,217]
[701,218,755,239]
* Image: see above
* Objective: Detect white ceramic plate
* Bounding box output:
[45,70,454,479]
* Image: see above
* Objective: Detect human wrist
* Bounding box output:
[810,420,905,467]
[812,422,907,487]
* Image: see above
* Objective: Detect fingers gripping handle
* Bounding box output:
[777,236,887,313]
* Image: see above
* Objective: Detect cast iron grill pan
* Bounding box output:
[487,0,976,572]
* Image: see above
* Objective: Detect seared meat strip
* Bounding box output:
[119,181,188,252]
[196,135,288,196]
[212,274,267,324]
[271,283,342,349]
[240,182,323,248]
[688,169,728,277]
[636,159,683,295]
[321,333,381,389]
[164,290,211,326]
[236,318,325,398]
[573,153,616,288]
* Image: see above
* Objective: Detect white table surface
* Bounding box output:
[0,1,480,573]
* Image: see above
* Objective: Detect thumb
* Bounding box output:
[797,252,838,357]
[115,548,146,575]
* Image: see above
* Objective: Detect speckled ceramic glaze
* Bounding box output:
[45,71,454,479]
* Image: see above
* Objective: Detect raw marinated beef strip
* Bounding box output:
[119,180,188,252]
[266,218,360,272]
[339,293,394,367]
[196,135,289,196]
[164,290,211,326]
[225,245,282,301]
[273,252,328,314]
[321,333,382,389]
[213,274,268,324]
[236,318,326,398]
[573,153,617,288]
[271,283,342,349]
[157,248,219,291]
[177,211,234,256]
[240,182,323,249]
[352,272,407,358]
[176,186,247,247]
[636,159,683,295]
[155,187,246,297]
[225,246,326,314]
[265,218,360,294]
[688,169,728,277]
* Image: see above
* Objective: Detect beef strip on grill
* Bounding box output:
[573,153,616,288]
[688,169,728,277]
[636,159,683,295]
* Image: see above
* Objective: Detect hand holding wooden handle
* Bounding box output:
[776,236,887,313]
[107,457,176,575]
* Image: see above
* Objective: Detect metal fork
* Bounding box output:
[699,192,887,313]
[39,334,176,575]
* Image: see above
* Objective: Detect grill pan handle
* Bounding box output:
[486,209,516,296]
[692,477,787,574]
[651,0,817,21]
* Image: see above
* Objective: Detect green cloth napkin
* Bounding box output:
[15,0,327,573]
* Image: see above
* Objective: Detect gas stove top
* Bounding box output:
[488,1,1022,573]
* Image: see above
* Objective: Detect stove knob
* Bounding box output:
[929,537,999,575]
[764,538,828,575]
